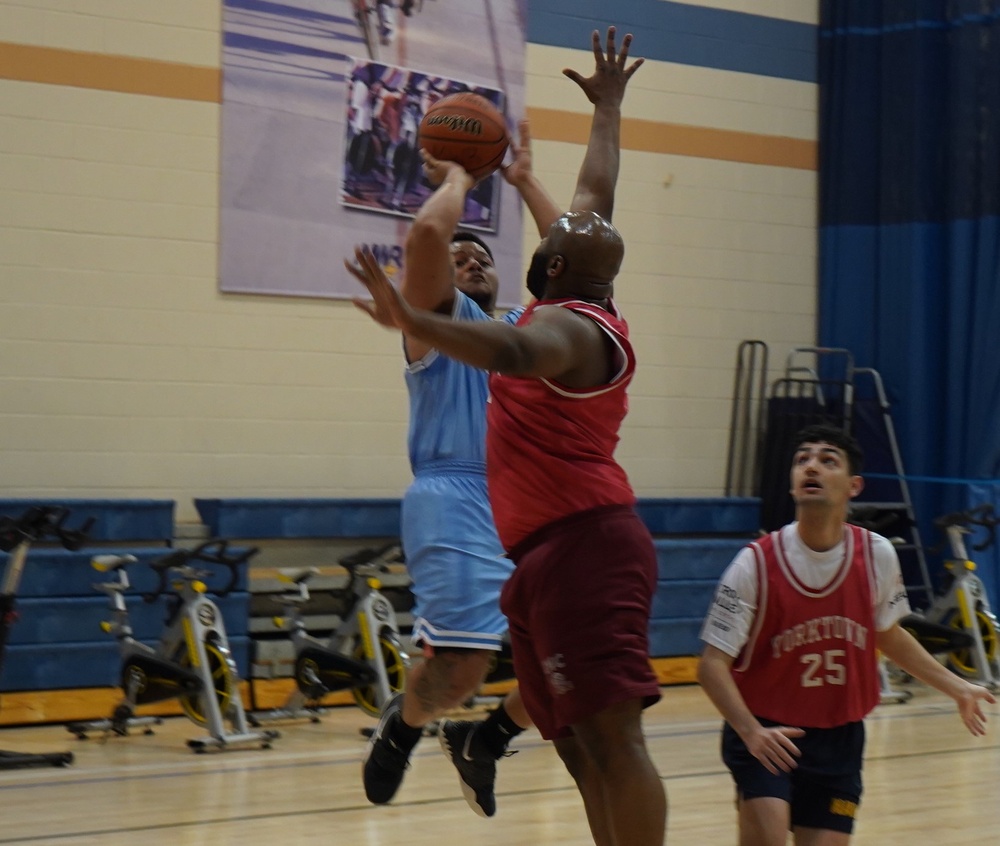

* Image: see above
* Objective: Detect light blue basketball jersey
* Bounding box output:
[405,293,523,472]
[401,292,523,648]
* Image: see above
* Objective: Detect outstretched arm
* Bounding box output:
[877,624,995,736]
[399,154,474,313]
[347,247,604,380]
[397,155,475,360]
[502,120,562,238]
[564,27,644,220]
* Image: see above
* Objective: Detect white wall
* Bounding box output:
[0,1,818,522]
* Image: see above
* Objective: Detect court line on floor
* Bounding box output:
[1,698,992,795]
[1,735,995,843]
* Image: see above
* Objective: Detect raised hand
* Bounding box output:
[346,246,413,331]
[419,148,475,188]
[501,119,535,187]
[563,27,644,108]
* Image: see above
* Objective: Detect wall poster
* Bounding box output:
[220,0,527,305]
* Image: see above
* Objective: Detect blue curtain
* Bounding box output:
[819,1,1000,600]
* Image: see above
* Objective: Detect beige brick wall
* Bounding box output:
[0,1,818,520]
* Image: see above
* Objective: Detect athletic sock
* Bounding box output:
[477,702,524,759]
[391,715,424,753]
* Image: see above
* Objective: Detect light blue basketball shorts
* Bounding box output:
[402,469,514,651]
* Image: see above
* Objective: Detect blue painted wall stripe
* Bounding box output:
[528,0,816,82]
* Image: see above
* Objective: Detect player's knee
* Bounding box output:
[586,730,647,773]
[573,704,649,771]
[553,738,591,784]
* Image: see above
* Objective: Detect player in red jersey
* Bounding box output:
[698,424,995,844]
[347,27,665,846]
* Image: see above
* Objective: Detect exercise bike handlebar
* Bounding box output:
[0,506,93,553]
[338,541,403,574]
[144,539,258,602]
[268,543,402,608]
[934,504,998,552]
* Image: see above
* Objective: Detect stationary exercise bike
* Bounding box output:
[849,505,975,704]
[856,504,1000,695]
[66,540,279,752]
[917,505,1000,690]
[250,542,408,723]
[0,506,91,769]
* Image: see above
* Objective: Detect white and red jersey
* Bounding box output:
[725,524,891,728]
[486,298,636,551]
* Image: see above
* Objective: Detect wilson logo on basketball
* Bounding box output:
[425,114,483,135]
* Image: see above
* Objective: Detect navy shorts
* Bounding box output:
[501,505,661,740]
[721,718,865,834]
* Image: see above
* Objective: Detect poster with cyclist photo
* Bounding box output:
[341,60,504,233]
[219,0,527,304]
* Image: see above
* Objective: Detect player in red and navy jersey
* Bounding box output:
[698,424,994,844]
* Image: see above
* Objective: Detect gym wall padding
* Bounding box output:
[196,497,761,660]
[194,498,402,539]
[0,500,252,692]
[1,495,763,693]
[636,498,759,536]
[646,512,759,658]
[649,540,746,657]
[0,499,175,543]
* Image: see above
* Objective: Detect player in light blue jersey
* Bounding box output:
[402,232,523,658]
[362,121,562,817]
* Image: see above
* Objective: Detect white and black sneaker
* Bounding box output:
[438,719,498,817]
[362,692,411,804]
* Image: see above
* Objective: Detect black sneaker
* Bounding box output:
[363,693,411,804]
[438,719,498,817]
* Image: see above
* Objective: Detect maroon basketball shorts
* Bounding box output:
[501,505,661,739]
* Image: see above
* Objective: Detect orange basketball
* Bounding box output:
[418,92,509,179]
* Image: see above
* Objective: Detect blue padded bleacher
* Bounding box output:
[0,498,174,543]
[193,495,760,660]
[0,499,252,692]
[194,497,406,683]
[636,497,759,535]
[195,497,401,539]
[643,501,759,658]
[14,547,247,598]
[648,619,705,658]
[648,539,749,657]
[0,494,757,694]
[194,496,755,542]
[9,593,250,645]
[653,536,750,581]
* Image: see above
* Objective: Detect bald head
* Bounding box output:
[527,211,624,301]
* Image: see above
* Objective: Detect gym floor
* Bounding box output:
[1,682,996,845]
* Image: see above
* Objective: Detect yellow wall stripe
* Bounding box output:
[527,106,816,171]
[0,42,815,170]
[0,42,220,103]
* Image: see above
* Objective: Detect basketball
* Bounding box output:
[418,92,509,179]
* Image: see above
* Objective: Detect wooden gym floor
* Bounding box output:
[0,682,997,845]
